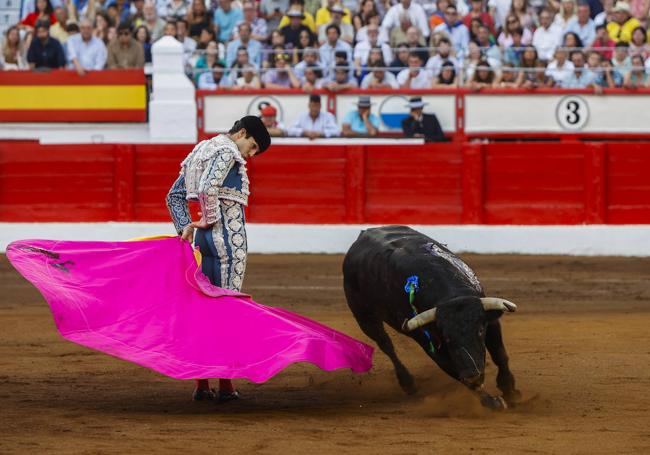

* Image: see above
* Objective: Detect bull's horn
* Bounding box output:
[402,308,437,332]
[481,297,517,313]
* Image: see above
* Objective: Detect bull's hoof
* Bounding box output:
[503,389,522,407]
[480,393,508,410]
[398,375,417,395]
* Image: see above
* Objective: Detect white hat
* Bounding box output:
[613,1,631,12]
[406,96,428,109]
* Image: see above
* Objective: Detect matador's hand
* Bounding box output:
[189,212,212,230]
[181,225,195,244]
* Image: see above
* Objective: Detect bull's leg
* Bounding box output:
[357,317,417,395]
[486,320,521,405]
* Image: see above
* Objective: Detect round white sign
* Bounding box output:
[555,95,589,131]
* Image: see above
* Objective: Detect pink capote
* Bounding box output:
[6,238,373,382]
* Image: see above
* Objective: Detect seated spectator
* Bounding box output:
[361,60,399,88]
[106,0,131,25]
[260,0,290,32]
[278,0,317,33]
[432,5,469,56]
[49,6,70,44]
[353,23,392,74]
[323,65,358,90]
[342,95,379,137]
[318,4,354,44]
[397,52,431,88]
[262,52,301,88]
[233,2,268,42]
[467,58,496,89]
[1,26,28,70]
[563,31,584,50]
[177,19,197,64]
[587,51,620,87]
[404,25,428,64]
[142,1,166,42]
[388,42,409,74]
[517,46,546,87]
[263,44,286,69]
[302,64,324,90]
[629,26,650,59]
[425,37,458,77]
[401,96,445,142]
[281,8,313,48]
[355,11,388,44]
[27,19,66,69]
[494,62,521,87]
[227,22,262,67]
[429,0,448,30]
[554,0,577,29]
[20,0,57,31]
[214,0,243,42]
[475,24,502,67]
[229,46,252,82]
[546,47,575,86]
[186,0,212,39]
[389,12,415,49]
[612,41,632,76]
[463,41,482,81]
[260,104,286,137]
[503,27,525,66]
[93,12,113,44]
[607,1,640,43]
[509,0,536,31]
[287,94,340,139]
[316,0,351,28]
[68,18,108,74]
[294,47,321,81]
[565,3,596,48]
[381,0,430,42]
[166,0,189,20]
[193,40,223,83]
[532,8,563,62]
[198,61,232,89]
[463,0,495,36]
[590,23,616,59]
[164,20,177,37]
[292,29,316,64]
[623,55,650,89]
[319,24,352,77]
[232,63,261,88]
[134,25,152,63]
[564,50,598,87]
[431,60,457,87]
[107,22,145,68]
[353,0,378,33]
[498,14,532,48]
[129,0,146,24]
[357,46,385,79]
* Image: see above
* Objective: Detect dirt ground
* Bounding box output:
[1,252,650,454]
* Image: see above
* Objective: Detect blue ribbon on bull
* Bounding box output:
[404,276,436,354]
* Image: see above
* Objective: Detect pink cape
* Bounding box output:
[6,238,373,382]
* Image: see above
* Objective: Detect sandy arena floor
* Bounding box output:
[1,252,649,454]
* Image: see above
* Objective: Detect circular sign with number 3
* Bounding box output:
[556,95,589,131]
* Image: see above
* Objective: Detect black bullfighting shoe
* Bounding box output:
[217,390,241,403]
[192,387,218,401]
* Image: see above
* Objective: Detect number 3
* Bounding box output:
[566,101,580,125]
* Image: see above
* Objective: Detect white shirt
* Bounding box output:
[353,40,393,66]
[532,24,563,61]
[488,0,512,29]
[360,71,399,88]
[355,25,390,45]
[381,3,430,38]
[67,34,107,70]
[397,67,432,88]
[287,111,341,138]
[425,55,459,76]
[545,60,575,87]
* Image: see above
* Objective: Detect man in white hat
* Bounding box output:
[342,95,379,137]
[401,97,445,142]
[317,3,354,44]
[607,1,640,43]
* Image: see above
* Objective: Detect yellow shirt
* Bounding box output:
[314,6,352,27]
[278,11,317,33]
[607,17,641,43]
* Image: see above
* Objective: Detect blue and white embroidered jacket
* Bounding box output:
[166,135,250,234]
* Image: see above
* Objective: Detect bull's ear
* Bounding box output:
[481,297,517,313]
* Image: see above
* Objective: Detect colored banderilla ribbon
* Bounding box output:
[404,275,436,354]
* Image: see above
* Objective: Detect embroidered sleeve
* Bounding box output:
[166,174,192,235]
[197,146,236,225]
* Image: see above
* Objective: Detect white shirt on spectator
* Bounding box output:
[197,72,233,89]
[360,71,399,88]
[564,17,596,48]
[545,59,575,86]
[353,40,393,66]
[433,22,470,57]
[287,111,341,138]
[356,25,390,45]
[319,40,353,76]
[425,55,459,76]
[488,0,512,30]
[67,34,107,70]
[381,2,430,38]
[532,23,563,61]
[498,28,533,48]
[397,67,432,88]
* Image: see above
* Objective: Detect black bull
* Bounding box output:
[343,226,521,409]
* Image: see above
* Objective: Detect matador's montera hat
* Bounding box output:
[240,115,271,154]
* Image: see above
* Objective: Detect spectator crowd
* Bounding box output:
[1,0,650,90]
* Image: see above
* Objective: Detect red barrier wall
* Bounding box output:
[1,140,650,224]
